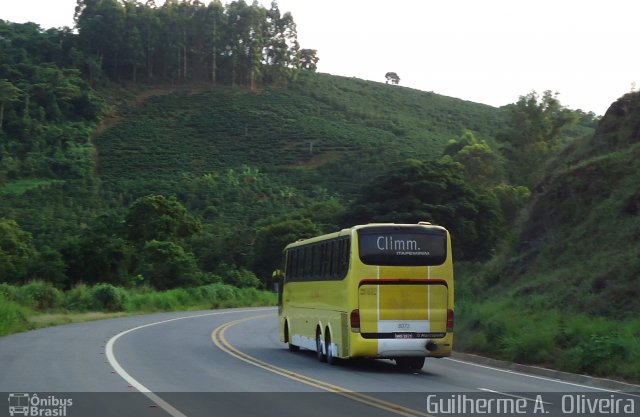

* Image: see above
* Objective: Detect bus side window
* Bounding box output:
[304,246,311,281]
[283,250,290,279]
[330,240,338,279]
[338,238,350,278]
[291,249,298,281]
[321,242,329,280]
[293,248,300,281]
[312,244,320,279]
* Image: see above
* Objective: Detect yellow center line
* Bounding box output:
[211,314,436,417]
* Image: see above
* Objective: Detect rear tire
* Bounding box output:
[396,357,425,371]
[325,330,336,365]
[285,321,299,352]
[316,329,326,362]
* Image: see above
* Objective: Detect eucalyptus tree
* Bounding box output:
[226,0,267,89]
[137,0,161,80]
[75,0,126,79]
[205,0,226,84]
[0,79,21,130]
[263,2,299,84]
[121,0,145,82]
[298,48,318,71]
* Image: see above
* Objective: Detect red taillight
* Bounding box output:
[447,309,454,332]
[350,309,360,333]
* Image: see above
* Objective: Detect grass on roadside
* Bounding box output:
[0,281,276,337]
[455,296,640,383]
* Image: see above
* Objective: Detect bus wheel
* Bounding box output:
[285,321,299,352]
[316,328,326,362]
[325,330,336,365]
[396,357,425,371]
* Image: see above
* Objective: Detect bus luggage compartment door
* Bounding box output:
[358,281,448,339]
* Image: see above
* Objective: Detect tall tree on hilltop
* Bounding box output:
[75,0,125,80]
[265,2,299,67]
[122,1,145,82]
[298,49,318,71]
[206,0,225,84]
[72,0,316,86]
[137,1,161,79]
[385,72,400,85]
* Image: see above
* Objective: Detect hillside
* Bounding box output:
[457,92,640,381]
[483,91,640,317]
[96,72,504,201]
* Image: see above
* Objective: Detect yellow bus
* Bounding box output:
[275,222,454,370]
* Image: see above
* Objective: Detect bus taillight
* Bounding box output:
[350,309,360,333]
[447,309,454,332]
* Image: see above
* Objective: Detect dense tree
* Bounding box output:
[124,194,202,244]
[71,0,316,85]
[253,218,321,282]
[0,79,21,130]
[28,246,68,287]
[61,233,133,287]
[497,90,577,186]
[138,240,200,289]
[0,218,37,283]
[443,130,479,156]
[493,184,531,225]
[343,159,503,260]
[441,131,505,188]
[451,143,505,188]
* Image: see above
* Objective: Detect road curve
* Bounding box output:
[0,307,638,417]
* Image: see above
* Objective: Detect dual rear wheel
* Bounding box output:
[316,328,336,365]
[289,323,425,370]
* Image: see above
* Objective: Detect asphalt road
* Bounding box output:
[0,307,638,417]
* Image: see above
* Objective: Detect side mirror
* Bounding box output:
[272,269,284,292]
[272,269,283,282]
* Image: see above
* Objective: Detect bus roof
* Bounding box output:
[283,222,447,250]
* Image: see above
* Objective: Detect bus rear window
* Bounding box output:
[358,227,447,266]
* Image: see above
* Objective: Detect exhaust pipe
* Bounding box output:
[425,341,437,352]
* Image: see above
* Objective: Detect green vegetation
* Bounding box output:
[454,92,640,382]
[1,1,639,384]
[342,158,503,261]
[455,291,640,381]
[96,73,503,199]
[73,0,310,86]
[0,281,276,336]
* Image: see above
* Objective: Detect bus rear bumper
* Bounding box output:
[350,333,453,358]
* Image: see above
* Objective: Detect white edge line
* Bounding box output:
[477,387,552,404]
[445,358,621,393]
[105,308,272,417]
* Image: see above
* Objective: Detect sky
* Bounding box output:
[2,0,639,115]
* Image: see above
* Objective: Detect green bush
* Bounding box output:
[62,284,93,311]
[90,283,127,311]
[224,268,261,289]
[20,281,62,311]
[561,333,629,375]
[0,293,30,336]
[0,282,18,301]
